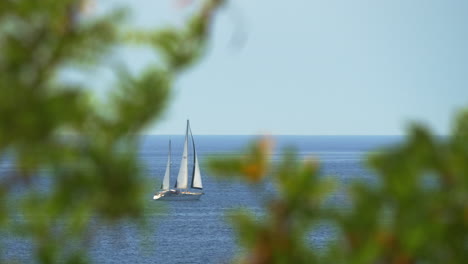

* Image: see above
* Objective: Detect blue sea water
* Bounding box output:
[2,135,401,263]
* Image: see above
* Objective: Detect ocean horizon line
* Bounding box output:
[142,134,406,137]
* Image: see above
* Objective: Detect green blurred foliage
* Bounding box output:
[208,113,468,264]
[0,0,223,263]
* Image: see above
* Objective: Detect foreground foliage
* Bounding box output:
[0,0,223,263]
[2,0,466,263]
[208,113,468,264]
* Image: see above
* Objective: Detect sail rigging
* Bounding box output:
[161,140,171,190]
[190,125,203,189]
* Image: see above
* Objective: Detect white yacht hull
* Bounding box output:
[153,190,203,201]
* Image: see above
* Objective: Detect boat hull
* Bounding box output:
[153,190,203,201]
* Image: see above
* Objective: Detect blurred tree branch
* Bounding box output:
[208,114,468,264]
[0,0,224,263]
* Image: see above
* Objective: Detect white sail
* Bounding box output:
[161,141,171,190]
[189,125,203,189]
[192,152,203,189]
[176,121,189,189]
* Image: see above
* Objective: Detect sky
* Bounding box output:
[95,0,468,135]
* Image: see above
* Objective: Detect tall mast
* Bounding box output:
[175,120,189,189]
[169,139,171,184]
[190,121,195,180]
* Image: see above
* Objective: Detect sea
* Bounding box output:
[2,135,401,263]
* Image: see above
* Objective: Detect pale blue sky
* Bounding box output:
[96,0,468,135]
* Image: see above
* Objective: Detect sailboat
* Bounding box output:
[153,120,204,201]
